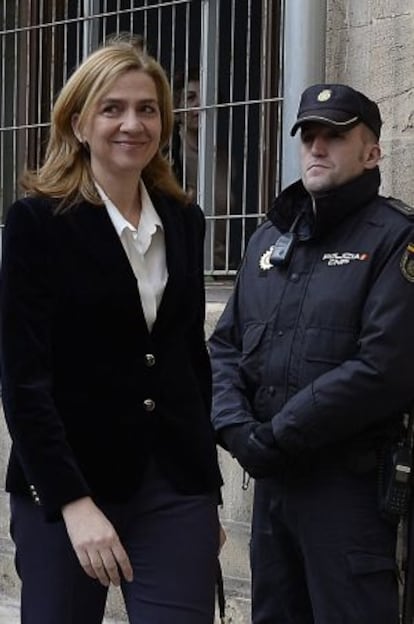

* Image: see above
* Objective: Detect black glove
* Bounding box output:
[221,422,283,479]
[251,421,275,447]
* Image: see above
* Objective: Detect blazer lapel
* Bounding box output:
[64,197,186,339]
[65,201,133,276]
[64,200,149,325]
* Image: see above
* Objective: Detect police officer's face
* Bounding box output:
[300,123,381,196]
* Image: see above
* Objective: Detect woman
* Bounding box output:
[0,37,222,624]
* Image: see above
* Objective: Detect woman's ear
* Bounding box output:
[71,114,83,143]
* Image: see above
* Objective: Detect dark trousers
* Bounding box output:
[10,464,219,624]
[250,459,399,624]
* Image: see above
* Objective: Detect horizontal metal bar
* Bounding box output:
[204,214,267,221]
[0,0,190,36]
[0,96,282,133]
[174,96,283,115]
[0,123,50,132]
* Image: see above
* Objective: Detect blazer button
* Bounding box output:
[143,398,155,412]
[144,354,156,367]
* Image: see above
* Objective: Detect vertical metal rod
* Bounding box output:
[116,0,120,34]
[83,0,99,57]
[200,0,219,271]
[180,0,190,189]
[0,1,6,219]
[143,0,148,49]
[12,0,18,192]
[224,0,237,270]
[257,0,269,219]
[63,1,68,83]
[76,1,81,67]
[281,0,327,188]
[129,0,133,34]
[240,0,252,256]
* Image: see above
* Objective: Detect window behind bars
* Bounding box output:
[0,0,282,275]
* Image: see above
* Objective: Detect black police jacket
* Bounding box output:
[210,167,414,460]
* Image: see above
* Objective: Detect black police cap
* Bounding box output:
[290,83,382,139]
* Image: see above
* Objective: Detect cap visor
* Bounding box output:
[290,113,359,136]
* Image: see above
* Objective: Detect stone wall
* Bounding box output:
[326,0,414,204]
[0,406,16,602]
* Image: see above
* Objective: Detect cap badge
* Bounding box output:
[259,246,275,271]
[400,243,414,283]
[317,89,332,102]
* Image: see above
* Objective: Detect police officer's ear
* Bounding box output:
[364,143,381,170]
[361,125,381,170]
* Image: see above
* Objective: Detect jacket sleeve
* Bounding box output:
[209,254,258,438]
[0,199,91,520]
[272,226,414,456]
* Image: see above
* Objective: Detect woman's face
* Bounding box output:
[73,69,162,182]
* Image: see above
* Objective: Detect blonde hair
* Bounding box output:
[22,36,188,207]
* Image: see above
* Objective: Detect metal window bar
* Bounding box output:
[0,0,283,278]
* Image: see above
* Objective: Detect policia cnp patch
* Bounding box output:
[400,243,414,282]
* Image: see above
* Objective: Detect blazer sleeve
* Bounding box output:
[0,199,91,520]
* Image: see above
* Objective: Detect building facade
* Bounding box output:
[1,1,414,621]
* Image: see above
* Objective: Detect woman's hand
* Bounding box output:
[62,496,133,587]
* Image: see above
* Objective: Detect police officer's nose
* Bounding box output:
[311,136,326,156]
[310,136,328,156]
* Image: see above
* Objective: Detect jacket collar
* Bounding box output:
[268,167,381,240]
[59,191,185,339]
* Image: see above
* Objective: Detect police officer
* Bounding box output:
[209,84,414,624]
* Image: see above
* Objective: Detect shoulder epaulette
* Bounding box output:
[386,196,414,219]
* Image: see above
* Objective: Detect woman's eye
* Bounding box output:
[102,104,119,115]
[141,104,159,115]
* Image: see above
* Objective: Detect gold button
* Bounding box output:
[145,354,156,367]
[143,399,155,412]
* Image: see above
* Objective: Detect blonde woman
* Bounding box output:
[0,37,222,624]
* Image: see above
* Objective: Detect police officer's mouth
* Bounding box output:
[307,163,330,172]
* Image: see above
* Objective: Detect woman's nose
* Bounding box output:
[120,111,143,131]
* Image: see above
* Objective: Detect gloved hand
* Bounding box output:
[250,421,275,447]
[220,422,283,478]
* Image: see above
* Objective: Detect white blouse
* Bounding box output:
[96,181,168,332]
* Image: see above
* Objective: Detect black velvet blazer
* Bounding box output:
[0,193,222,520]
